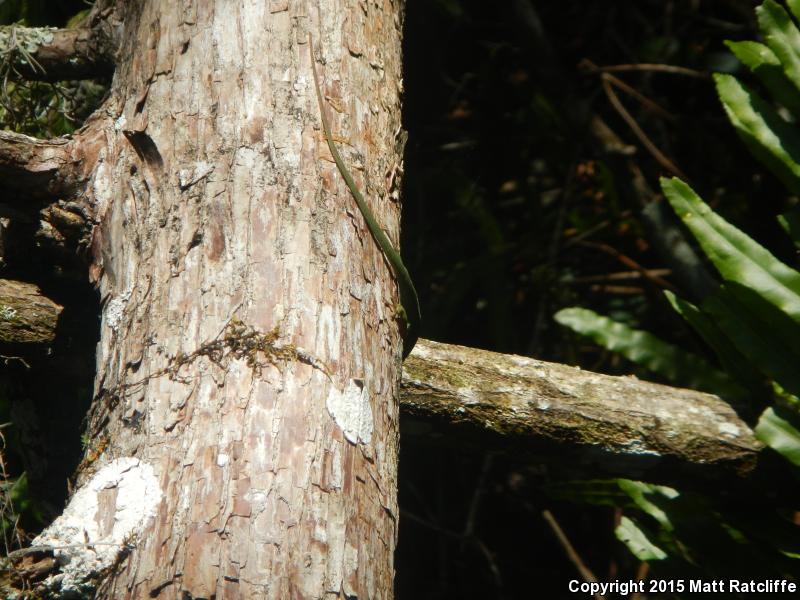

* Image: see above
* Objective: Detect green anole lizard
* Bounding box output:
[309,35,421,359]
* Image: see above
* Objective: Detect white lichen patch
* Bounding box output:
[104,289,131,330]
[244,489,268,511]
[509,354,536,368]
[0,26,54,56]
[621,440,663,457]
[717,421,741,437]
[32,457,162,596]
[0,305,17,320]
[457,387,480,405]
[326,379,373,444]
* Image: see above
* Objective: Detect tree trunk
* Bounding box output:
[6,1,407,597]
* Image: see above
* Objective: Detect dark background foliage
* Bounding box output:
[2,1,797,597]
[397,1,796,598]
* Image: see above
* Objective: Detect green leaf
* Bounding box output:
[720,496,800,560]
[755,406,800,466]
[616,516,668,561]
[617,480,678,532]
[701,285,800,398]
[715,73,800,193]
[758,0,800,94]
[789,0,800,23]
[726,40,778,70]
[725,40,800,115]
[665,291,763,397]
[65,9,90,29]
[661,179,800,396]
[554,307,741,397]
[662,177,800,325]
[777,205,800,248]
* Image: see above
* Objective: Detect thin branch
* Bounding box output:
[400,506,504,593]
[562,208,634,249]
[585,62,709,79]
[542,509,603,600]
[600,77,688,180]
[631,562,649,600]
[0,355,31,368]
[0,430,25,558]
[473,538,504,593]
[577,240,677,292]
[463,453,493,539]
[602,72,676,121]
[569,268,672,284]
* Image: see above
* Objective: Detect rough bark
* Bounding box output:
[5,1,407,598]
[0,259,763,483]
[401,339,761,488]
[0,1,777,597]
[0,266,764,481]
[0,278,62,346]
[0,126,108,201]
[0,131,72,198]
[0,126,105,282]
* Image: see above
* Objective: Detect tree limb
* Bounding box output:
[0,120,107,201]
[401,339,762,487]
[0,18,116,82]
[0,278,62,345]
[0,130,71,198]
[0,280,767,489]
